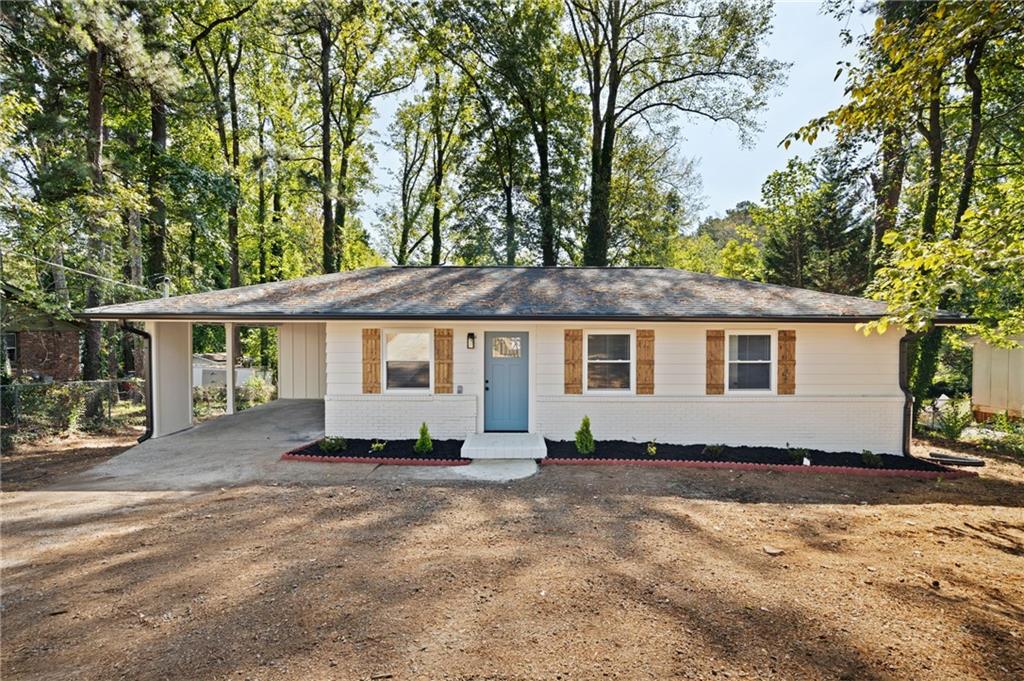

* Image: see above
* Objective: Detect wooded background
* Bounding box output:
[1,0,1021,410]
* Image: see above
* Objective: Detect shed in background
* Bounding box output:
[971,337,1024,419]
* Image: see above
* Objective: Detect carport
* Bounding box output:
[136,320,325,438]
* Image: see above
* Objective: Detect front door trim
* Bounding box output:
[483,331,530,432]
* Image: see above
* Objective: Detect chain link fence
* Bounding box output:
[1,378,147,446]
[2,372,277,448]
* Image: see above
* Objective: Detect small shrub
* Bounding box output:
[369,440,387,453]
[320,436,347,453]
[47,384,87,432]
[987,411,1016,434]
[702,443,725,457]
[1004,433,1024,457]
[238,374,274,407]
[646,440,657,456]
[414,422,433,455]
[861,450,883,468]
[788,445,809,464]
[937,399,972,440]
[575,416,595,454]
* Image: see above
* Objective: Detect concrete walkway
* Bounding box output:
[53,399,536,491]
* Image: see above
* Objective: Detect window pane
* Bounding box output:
[588,334,630,361]
[729,362,771,390]
[386,331,430,388]
[729,334,770,361]
[386,361,430,389]
[491,336,521,358]
[588,362,631,389]
[385,331,429,361]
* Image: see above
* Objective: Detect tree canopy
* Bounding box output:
[2,0,1021,406]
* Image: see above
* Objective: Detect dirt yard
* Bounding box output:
[1,430,142,491]
[2,438,1022,680]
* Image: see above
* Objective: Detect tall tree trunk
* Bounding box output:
[83,45,105,384]
[146,90,167,284]
[919,81,943,239]
[226,41,242,289]
[271,184,284,280]
[334,142,351,271]
[535,113,555,266]
[912,43,987,424]
[869,124,906,272]
[122,208,143,378]
[953,39,985,237]
[911,75,945,419]
[500,135,515,266]
[319,18,336,274]
[142,10,166,286]
[504,179,515,266]
[583,14,619,267]
[226,40,243,362]
[257,111,270,369]
[430,71,443,266]
[51,244,69,305]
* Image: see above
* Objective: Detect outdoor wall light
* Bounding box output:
[467,332,476,349]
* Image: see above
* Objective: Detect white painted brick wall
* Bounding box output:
[325,395,477,439]
[322,320,907,453]
[535,396,905,454]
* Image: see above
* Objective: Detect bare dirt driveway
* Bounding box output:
[2,440,1023,680]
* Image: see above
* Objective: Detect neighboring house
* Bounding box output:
[192,352,271,389]
[971,337,1024,419]
[82,267,964,454]
[2,283,82,382]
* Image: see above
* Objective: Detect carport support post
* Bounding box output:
[225,322,235,415]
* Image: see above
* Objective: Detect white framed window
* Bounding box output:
[2,332,16,365]
[383,329,432,392]
[726,331,774,393]
[584,330,634,393]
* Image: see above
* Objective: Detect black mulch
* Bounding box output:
[545,439,947,472]
[291,438,464,461]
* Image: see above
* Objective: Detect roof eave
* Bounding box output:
[77,310,938,324]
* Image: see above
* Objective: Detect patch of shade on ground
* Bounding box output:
[2,444,1022,681]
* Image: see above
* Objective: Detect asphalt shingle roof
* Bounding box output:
[81,266,961,322]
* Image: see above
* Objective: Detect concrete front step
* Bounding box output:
[461,432,547,460]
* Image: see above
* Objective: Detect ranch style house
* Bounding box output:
[81,266,965,457]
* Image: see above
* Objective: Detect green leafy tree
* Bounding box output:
[756,149,870,294]
[793,1,1024,413]
[564,0,785,265]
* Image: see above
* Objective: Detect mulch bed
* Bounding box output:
[544,439,965,476]
[282,438,468,465]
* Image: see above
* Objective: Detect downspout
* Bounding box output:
[899,332,919,456]
[121,321,153,443]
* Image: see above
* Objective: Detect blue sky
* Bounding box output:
[360,1,869,229]
[689,1,870,219]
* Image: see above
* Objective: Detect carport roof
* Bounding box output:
[80,266,967,323]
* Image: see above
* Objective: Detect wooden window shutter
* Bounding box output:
[777,330,796,395]
[434,328,453,394]
[706,330,725,394]
[564,329,583,394]
[636,329,655,395]
[361,328,381,394]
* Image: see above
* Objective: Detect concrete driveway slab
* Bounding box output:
[50,400,367,491]
[48,400,540,491]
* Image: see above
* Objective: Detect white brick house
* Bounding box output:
[83,266,965,456]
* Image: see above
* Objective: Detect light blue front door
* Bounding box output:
[484,332,529,432]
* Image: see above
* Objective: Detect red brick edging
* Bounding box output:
[540,457,977,480]
[281,450,470,466]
